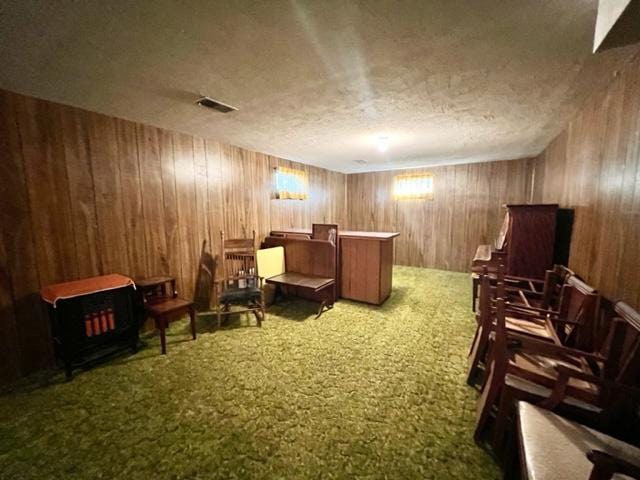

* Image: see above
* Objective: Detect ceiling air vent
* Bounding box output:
[354,159,367,165]
[196,97,238,113]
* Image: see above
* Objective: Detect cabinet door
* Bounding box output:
[340,238,381,304]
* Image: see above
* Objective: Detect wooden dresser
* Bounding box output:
[269,229,400,305]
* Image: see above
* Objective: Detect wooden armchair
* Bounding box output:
[471,263,574,312]
[475,297,640,454]
[214,231,265,328]
[467,268,599,387]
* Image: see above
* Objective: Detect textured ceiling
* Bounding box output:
[0,0,637,173]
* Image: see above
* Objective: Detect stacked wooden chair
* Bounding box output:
[214,230,265,328]
[470,268,640,465]
[467,265,598,387]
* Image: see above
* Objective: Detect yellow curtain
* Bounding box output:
[393,173,434,200]
[275,166,309,200]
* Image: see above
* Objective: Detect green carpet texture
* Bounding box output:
[0,266,498,479]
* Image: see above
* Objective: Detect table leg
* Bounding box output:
[158,316,167,355]
[188,306,196,340]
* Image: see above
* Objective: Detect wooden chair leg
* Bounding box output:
[189,306,196,340]
[252,308,262,327]
[492,387,514,454]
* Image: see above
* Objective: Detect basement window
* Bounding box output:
[393,173,434,200]
[274,166,308,200]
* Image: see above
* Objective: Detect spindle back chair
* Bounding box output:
[215,230,265,328]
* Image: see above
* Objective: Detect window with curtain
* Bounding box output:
[393,173,434,200]
[274,166,308,200]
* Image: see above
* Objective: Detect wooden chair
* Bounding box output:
[471,263,574,312]
[136,276,196,355]
[512,401,640,480]
[467,272,560,387]
[475,297,640,453]
[467,268,599,387]
[215,230,265,328]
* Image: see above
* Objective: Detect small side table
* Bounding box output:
[136,276,196,354]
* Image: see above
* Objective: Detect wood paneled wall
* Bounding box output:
[346,159,535,272]
[0,89,347,384]
[532,52,640,311]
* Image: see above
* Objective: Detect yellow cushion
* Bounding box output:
[256,247,285,280]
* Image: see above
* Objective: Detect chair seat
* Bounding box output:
[146,297,193,315]
[505,316,558,342]
[505,374,601,413]
[507,352,600,402]
[518,402,640,480]
[219,286,262,303]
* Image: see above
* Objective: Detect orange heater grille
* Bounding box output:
[84,308,116,337]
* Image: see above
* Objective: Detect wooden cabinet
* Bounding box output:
[340,236,395,304]
[472,204,558,279]
[269,229,399,305]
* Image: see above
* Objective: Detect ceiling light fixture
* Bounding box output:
[376,135,390,152]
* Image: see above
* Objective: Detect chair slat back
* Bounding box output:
[559,276,599,350]
[220,231,257,289]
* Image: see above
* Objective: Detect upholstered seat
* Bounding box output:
[219,286,262,303]
[517,402,640,480]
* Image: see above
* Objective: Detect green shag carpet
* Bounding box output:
[0,266,498,479]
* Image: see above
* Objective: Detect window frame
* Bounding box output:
[392,172,434,200]
[274,166,309,200]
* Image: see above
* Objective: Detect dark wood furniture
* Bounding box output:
[136,276,196,355]
[471,263,575,312]
[475,296,640,453]
[270,228,400,305]
[467,270,562,387]
[514,401,640,480]
[263,235,337,317]
[40,274,140,379]
[214,231,265,328]
[472,204,559,280]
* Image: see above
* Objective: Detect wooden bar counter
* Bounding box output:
[269,228,400,305]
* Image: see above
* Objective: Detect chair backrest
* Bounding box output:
[611,302,640,386]
[219,231,257,290]
[556,276,599,350]
[312,223,338,245]
[540,264,575,310]
[597,302,640,438]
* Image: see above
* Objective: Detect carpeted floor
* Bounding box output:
[0,266,498,479]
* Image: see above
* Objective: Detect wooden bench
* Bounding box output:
[262,236,337,317]
[512,401,640,480]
